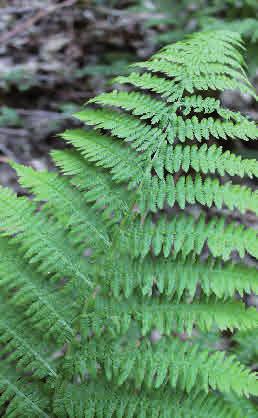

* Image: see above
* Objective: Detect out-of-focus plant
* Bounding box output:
[0,107,23,128]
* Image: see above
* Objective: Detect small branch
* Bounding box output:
[0,127,28,137]
[0,144,16,159]
[0,7,37,14]
[16,109,68,120]
[95,6,164,20]
[0,0,77,44]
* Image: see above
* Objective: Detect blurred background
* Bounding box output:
[0,0,257,387]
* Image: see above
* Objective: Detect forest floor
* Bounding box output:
[0,0,156,189]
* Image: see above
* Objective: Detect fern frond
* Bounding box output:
[91,91,248,123]
[176,96,247,122]
[87,87,257,149]
[0,238,74,342]
[92,338,258,396]
[139,174,258,214]
[75,107,257,146]
[154,31,246,69]
[54,380,242,418]
[225,394,258,418]
[83,296,258,336]
[90,90,168,123]
[0,30,257,417]
[0,312,57,378]
[152,143,258,179]
[134,57,250,86]
[124,213,258,259]
[60,129,143,184]
[131,31,256,100]
[0,187,91,287]
[75,108,166,150]
[201,17,258,44]
[103,255,258,300]
[62,117,258,218]
[0,367,50,418]
[234,329,258,365]
[133,59,249,87]
[12,163,110,249]
[115,72,177,98]
[116,71,256,100]
[52,150,130,223]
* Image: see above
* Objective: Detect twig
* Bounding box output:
[0,127,28,137]
[0,0,77,44]
[0,7,37,14]
[16,109,68,119]
[0,144,16,159]
[96,6,164,20]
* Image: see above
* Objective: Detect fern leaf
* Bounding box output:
[139,174,258,214]
[103,255,258,300]
[54,380,242,418]
[116,71,256,101]
[152,143,258,179]
[0,367,50,418]
[0,238,74,342]
[90,90,168,123]
[75,108,166,150]
[225,394,258,418]
[84,296,258,336]
[0,312,57,378]
[75,106,257,146]
[96,338,258,396]
[177,96,247,122]
[234,329,258,365]
[134,59,249,87]
[60,129,143,184]
[0,187,91,287]
[91,91,247,124]
[12,163,110,249]
[0,30,257,417]
[124,213,258,260]
[154,31,247,72]
[115,72,177,98]
[52,150,130,223]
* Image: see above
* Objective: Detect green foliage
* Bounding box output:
[0,30,257,416]
[0,367,50,418]
[0,107,22,128]
[136,0,258,75]
[1,68,38,92]
[234,329,258,365]
[74,52,133,80]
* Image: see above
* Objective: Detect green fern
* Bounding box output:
[0,30,257,416]
[136,0,258,75]
[233,329,258,366]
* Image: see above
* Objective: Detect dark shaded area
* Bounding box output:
[0,0,156,189]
